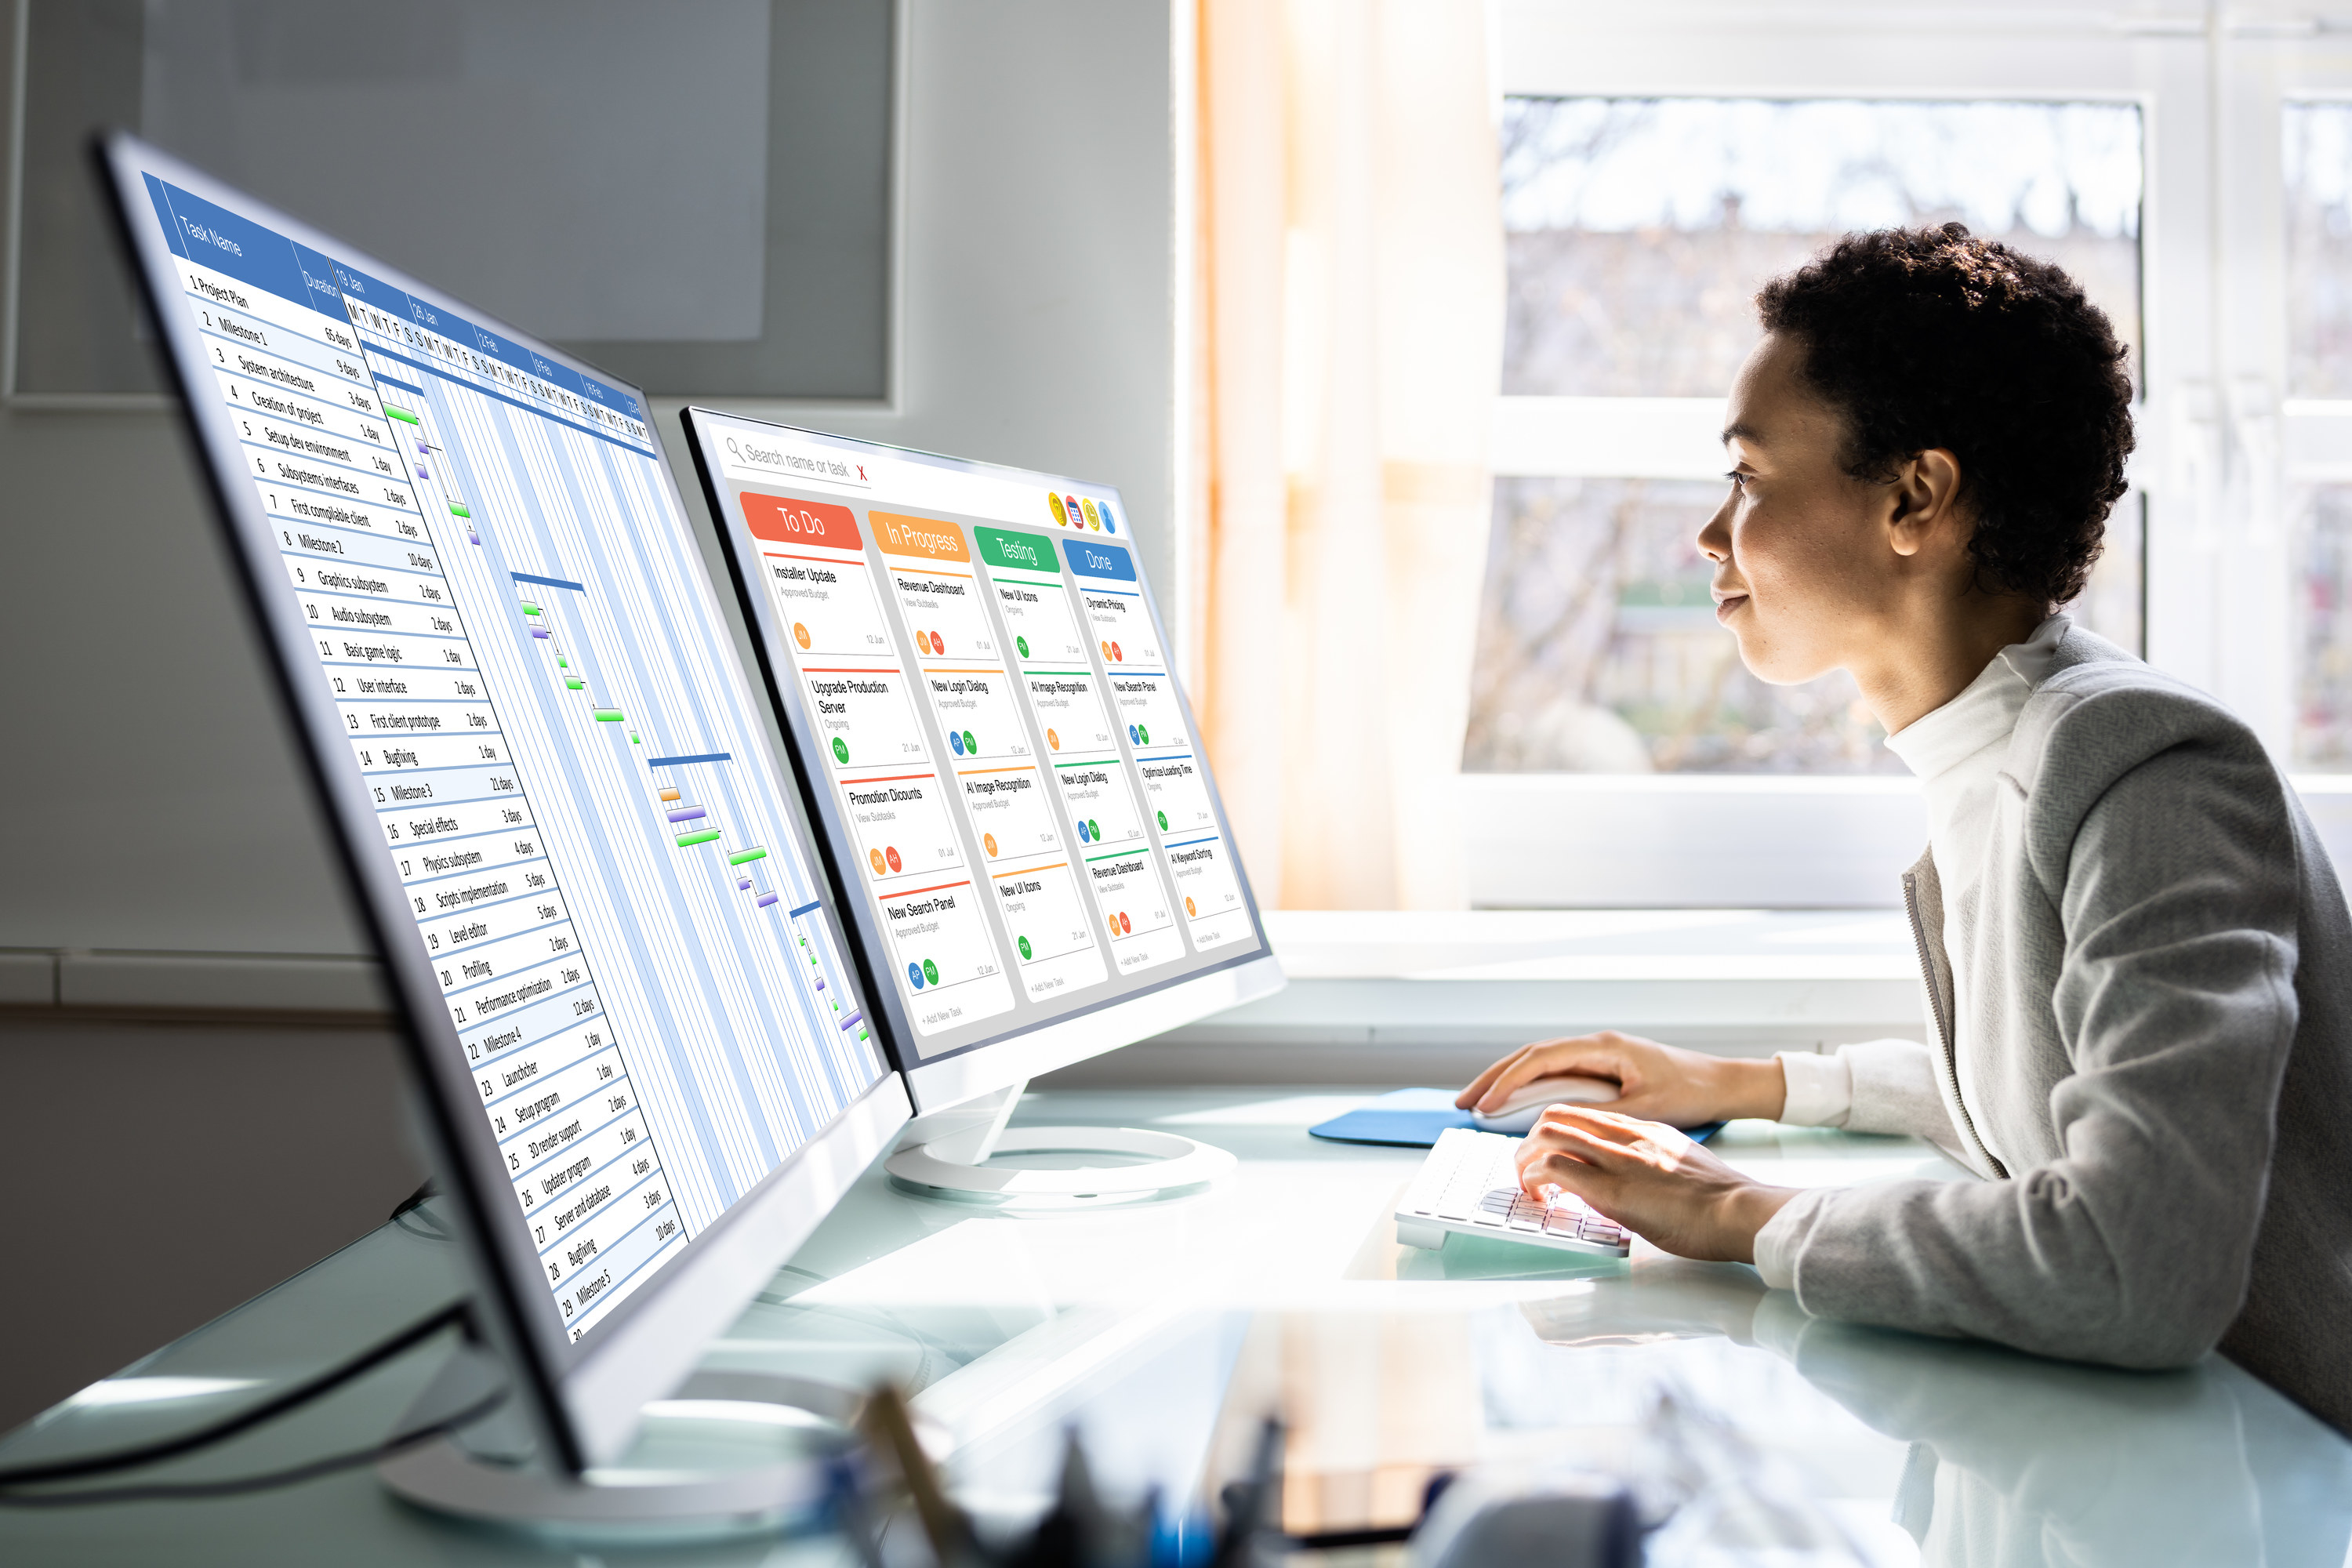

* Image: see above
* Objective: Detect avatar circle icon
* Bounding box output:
[983,832,999,856]
[1076,820,1091,843]
[921,958,939,985]
[885,846,903,873]
[792,621,811,649]
[1082,498,1099,528]
[1048,493,1068,525]
[1138,725,1149,744]
[869,848,887,875]
[1111,641,1123,661]
[1117,912,1132,934]
[1046,727,1061,750]
[1185,895,1197,916]
[929,631,946,655]
[907,961,925,989]
[1100,641,1112,660]
[1017,936,1033,960]
[949,731,966,757]
[962,730,977,755]
[1087,818,1100,840]
[831,737,849,764]
[1016,635,1030,658]
[1100,503,1116,533]
[1156,811,1168,830]
[1107,915,1120,938]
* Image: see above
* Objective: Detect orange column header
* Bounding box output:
[741,495,862,551]
[869,510,971,563]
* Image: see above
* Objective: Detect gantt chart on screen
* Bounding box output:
[137,176,884,1340]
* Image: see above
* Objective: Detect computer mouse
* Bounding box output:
[1469,1073,1621,1134]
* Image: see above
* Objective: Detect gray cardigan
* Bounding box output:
[1758,627,2352,1433]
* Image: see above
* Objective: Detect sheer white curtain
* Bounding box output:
[1194,0,1501,909]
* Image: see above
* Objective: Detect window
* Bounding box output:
[1468,3,2352,906]
[1473,96,2146,778]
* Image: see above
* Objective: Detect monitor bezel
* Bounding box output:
[679,408,1284,1116]
[96,132,911,1472]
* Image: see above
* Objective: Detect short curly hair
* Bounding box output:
[1755,223,2135,607]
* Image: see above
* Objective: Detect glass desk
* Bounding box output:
[3,1087,2347,1567]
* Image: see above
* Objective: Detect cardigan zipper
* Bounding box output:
[1904,868,2009,1180]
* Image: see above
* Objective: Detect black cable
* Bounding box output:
[0,1300,477,1491]
[0,1383,510,1507]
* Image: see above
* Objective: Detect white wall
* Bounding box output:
[0,0,1180,962]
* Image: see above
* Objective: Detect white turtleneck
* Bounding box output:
[1774,614,2071,1164]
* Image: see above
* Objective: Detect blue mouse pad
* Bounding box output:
[1307,1087,1722,1148]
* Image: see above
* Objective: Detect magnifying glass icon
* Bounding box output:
[726,437,742,459]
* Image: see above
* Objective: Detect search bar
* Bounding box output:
[718,431,873,490]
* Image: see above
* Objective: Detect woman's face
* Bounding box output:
[1697,331,1911,686]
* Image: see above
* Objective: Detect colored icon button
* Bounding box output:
[1156,811,1168,830]
[885,846,902,872]
[832,737,849,764]
[1076,819,1091,843]
[907,961,925,989]
[950,731,966,756]
[869,849,886,876]
[962,730,977,754]
[1016,635,1030,658]
[921,958,938,985]
[1087,818,1100,841]
[792,621,811,649]
[1017,935,1033,960]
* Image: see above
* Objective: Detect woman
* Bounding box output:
[1458,224,2352,1433]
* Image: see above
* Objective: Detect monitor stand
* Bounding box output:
[882,1080,1236,1200]
[379,1346,873,1541]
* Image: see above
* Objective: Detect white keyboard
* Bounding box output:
[1394,1127,1632,1258]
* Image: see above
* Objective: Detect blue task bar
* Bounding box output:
[511,571,586,592]
[645,752,731,768]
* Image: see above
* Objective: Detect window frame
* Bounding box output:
[1476,0,2352,907]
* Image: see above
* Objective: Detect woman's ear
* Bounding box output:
[1885,448,1965,560]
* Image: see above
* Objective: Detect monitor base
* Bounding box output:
[884,1124,1236,1198]
[379,1369,861,1543]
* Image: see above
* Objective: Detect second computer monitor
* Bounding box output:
[681,411,1282,1114]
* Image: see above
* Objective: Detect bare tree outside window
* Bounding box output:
[1469,98,2145,775]
[2285,106,2352,769]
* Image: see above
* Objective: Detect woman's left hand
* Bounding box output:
[1516,1106,1800,1264]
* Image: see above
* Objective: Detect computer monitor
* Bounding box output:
[677,412,1283,1188]
[96,134,909,1478]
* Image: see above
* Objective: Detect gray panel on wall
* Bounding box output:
[16,0,891,397]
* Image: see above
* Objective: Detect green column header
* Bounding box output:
[974,525,1061,575]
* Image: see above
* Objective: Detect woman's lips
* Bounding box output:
[1714,593,1749,622]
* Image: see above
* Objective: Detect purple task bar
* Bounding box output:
[736,877,750,890]
[813,975,825,991]
[530,628,550,639]
[666,806,706,824]
[757,892,779,908]
[837,1011,862,1032]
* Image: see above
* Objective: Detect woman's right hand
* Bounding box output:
[1454,1030,1787,1127]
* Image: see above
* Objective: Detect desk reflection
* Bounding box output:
[1524,1266,2352,1568]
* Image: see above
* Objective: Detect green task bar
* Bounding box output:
[450,503,471,519]
[593,708,625,723]
[727,846,768,867]
[520,603,541,616]
[675,829,723,848]
[565,678,584,690]
[385,406,419,426]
